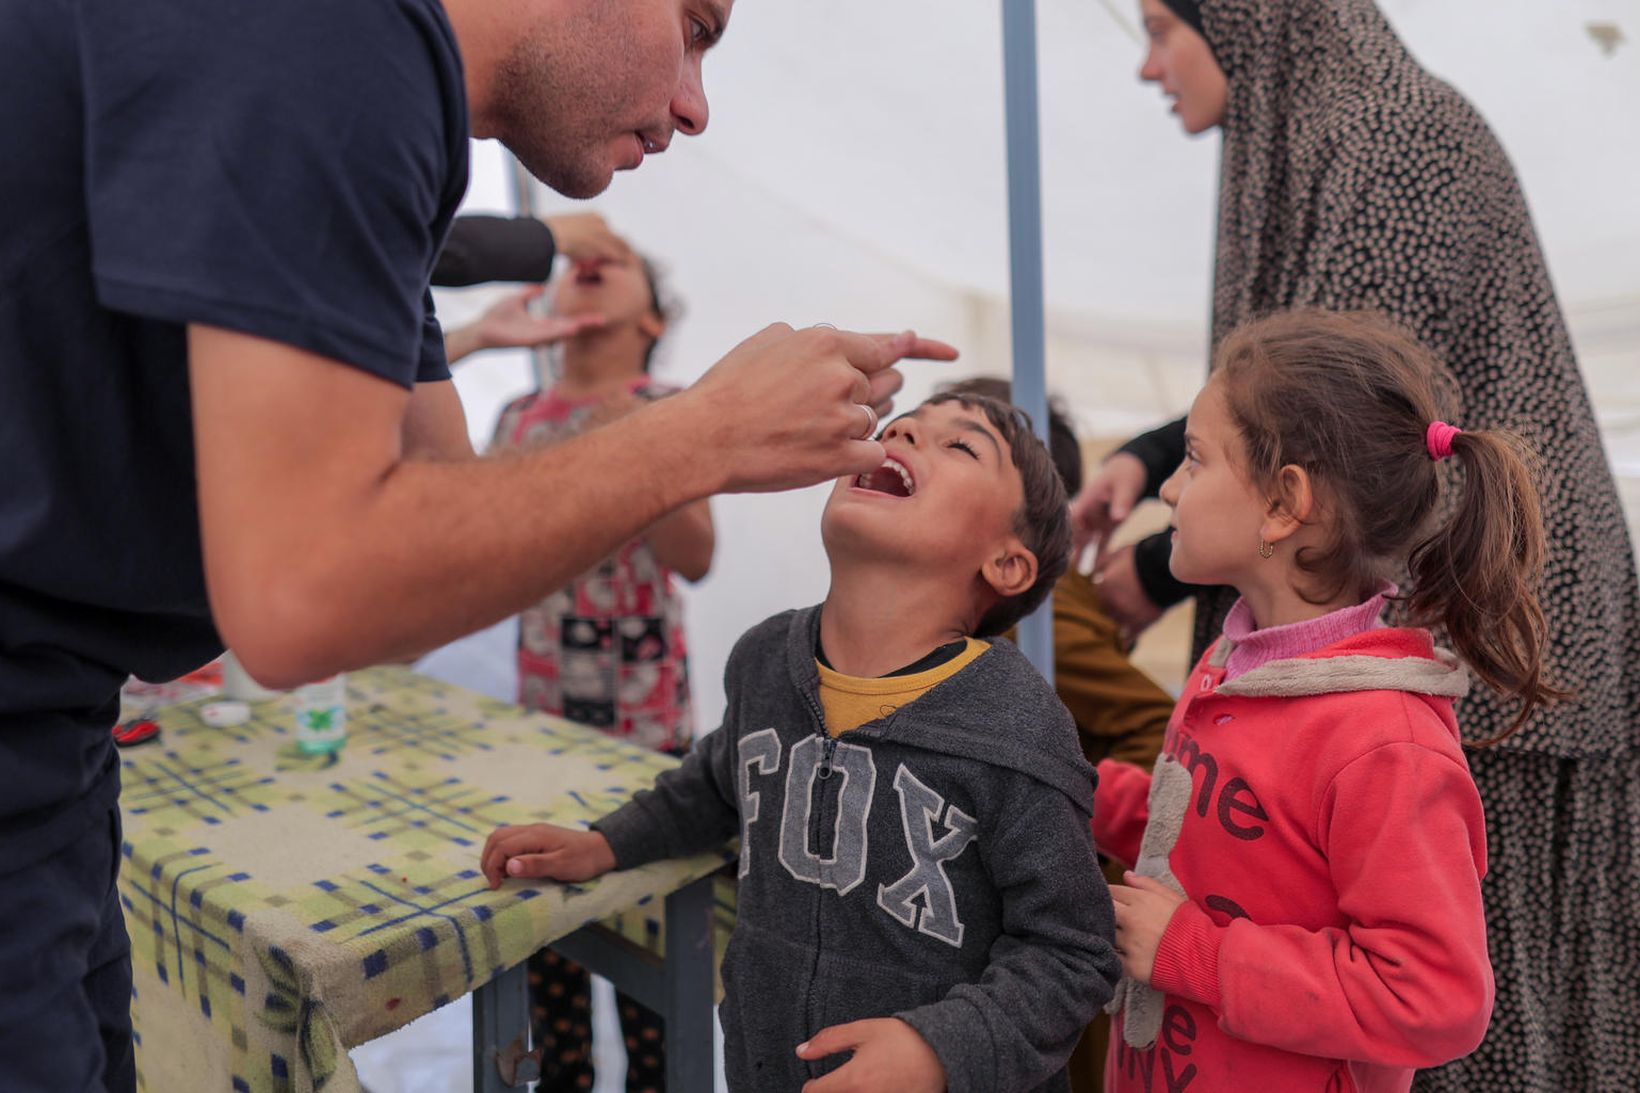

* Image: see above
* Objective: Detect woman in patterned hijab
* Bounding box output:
[1074,1,1640,1089]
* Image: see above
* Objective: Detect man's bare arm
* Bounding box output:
[643,499,714,582]
[401,379,474,461]
[189,323,952,686]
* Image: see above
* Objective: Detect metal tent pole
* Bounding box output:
[1001,0,1054,683]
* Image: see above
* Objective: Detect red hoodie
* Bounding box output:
[1094,626,1493,1093]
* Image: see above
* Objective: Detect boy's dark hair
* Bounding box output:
[918,392,1073,638]
[1216,309,1567,742]
[939,377,1084,496]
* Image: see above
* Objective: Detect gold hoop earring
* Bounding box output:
[1258,540,1274,560]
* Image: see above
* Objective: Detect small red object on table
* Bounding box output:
[113,718,162,747]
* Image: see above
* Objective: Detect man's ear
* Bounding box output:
[982,536,1038,600]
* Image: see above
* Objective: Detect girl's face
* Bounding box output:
[1137,0,1229,135]
[551,250,663,333]
[1159,378,1272,589]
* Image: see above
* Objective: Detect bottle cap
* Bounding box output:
[202,701,251,727]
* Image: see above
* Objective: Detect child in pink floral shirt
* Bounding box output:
[494,377,701,752]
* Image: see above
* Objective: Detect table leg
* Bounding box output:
[545,874,718,1092]
[662,875,716,1093]
[472,959,532,1092]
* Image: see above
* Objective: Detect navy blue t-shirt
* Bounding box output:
[0,0,469,872]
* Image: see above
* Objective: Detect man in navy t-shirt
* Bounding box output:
[0,0,953,1087]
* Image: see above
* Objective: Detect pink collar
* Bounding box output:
[542,375,651,411]
[1221,584,1397,681]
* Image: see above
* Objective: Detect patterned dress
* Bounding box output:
[490,379,694,753]
[1178,3,1640,1088]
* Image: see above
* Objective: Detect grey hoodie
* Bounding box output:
[594,606,1121,1092]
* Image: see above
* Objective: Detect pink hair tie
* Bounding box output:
[1425,420,1462,461]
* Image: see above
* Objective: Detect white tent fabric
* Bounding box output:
[432,0,1639,738]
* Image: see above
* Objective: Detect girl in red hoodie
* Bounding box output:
[1094,310,1564,1093]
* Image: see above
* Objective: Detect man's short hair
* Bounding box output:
[918,391,1073,637]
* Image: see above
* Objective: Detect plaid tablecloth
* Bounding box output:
[117,665,733,1093]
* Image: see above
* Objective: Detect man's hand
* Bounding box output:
[675,324,958,495]
[1070,451,1149,558]
[480,824,617,889]
[795,1019,946,1093]
[186,322,952,687]
[1111,872,1188,985]
[1092,544,1164,648]
[544,213,632,265]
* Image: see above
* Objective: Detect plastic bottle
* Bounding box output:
[295,674,347,753]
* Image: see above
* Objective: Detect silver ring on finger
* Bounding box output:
[857,402,879,440]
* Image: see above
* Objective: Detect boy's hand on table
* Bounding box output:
[1111,871,1188,984]
[795,1018,946,1092]
[479,823,616,889]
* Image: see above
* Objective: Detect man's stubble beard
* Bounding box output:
[493,31,615,199]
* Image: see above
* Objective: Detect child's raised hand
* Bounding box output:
[794,1018,946,1093]
[479,823,616,889]
[1070,450,1148,556]
[472,285,606,353]
[1110,871,1188,985]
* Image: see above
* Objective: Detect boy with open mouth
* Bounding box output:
[482,392,1120,1093]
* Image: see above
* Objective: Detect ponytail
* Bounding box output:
[1406,429,1569,743]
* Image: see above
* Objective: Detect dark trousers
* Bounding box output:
[528,947,666,1092]
[0,805,134,1093]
